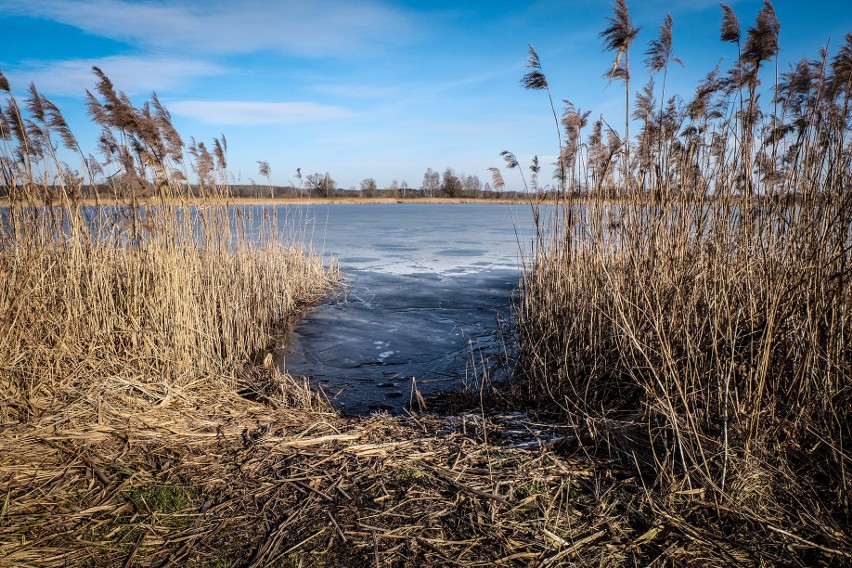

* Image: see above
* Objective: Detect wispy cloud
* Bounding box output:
[4,55,224,97]
[1,0,416,58]
[312,83,402,99]
[168,100,352,125]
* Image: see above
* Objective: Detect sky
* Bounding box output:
[1,0,850,190]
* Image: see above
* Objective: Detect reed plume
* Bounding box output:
[831,32,852,95]
[529,155,540,193]
[487,166,505,191]
[720,3,741,44]
[559,102,590,192]
[743,0,780,70]
[257,159,271,178]
[521,45,548,90]
[600,0,640,187]
[645,14,681,74]
[522,45,565,192]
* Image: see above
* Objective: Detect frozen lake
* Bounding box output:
[275,203,539,415]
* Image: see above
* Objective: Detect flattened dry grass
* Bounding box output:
[0,397,651,567]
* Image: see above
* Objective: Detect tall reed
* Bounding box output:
[511,3,851,563]
[0,69,337,423]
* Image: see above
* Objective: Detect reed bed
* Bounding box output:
[0,65,337,406]
[0,64,631,568]
[0,70,349,565]
[507,2,852,565]
[2,3,851,564]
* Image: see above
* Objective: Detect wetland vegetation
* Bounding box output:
[0,1,850,566]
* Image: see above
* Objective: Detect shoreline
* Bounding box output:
[0,193,815,208]
[0,196,537,207]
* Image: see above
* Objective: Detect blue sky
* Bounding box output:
[1,0,849,189]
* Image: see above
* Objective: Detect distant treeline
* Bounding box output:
[0,166,538,201]
[0,184,534,201]
[0,180,813,203]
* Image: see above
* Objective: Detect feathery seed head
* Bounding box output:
[25,84,46,123]
[600,0,640,54]
[43,98,79,151]
[257,160,271,178]
[487,167,505,190]
[646,14,683,73]
[743,1,780,67]
[830,33,852,91]
[213,138,227,170]
[500,150,519,169]
[633,77,656,121]
[522,45,549,90]
[720,4,741,44]
[600,0,640,84]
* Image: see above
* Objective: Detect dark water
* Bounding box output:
[275,203,538,415]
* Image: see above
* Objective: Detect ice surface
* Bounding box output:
[276,203,538,415]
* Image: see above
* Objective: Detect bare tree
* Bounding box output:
[360,177,377,197]
[421,168,440,197]
[441,167,462,198]
[305,172,336,198]
[463,174,482,196]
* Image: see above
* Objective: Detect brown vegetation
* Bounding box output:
[506,2,852,565]
[0,67,622,568]
[1,1,850,565]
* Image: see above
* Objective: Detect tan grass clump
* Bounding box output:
[0,69,347,565]
[0,229,333,418]
[0,69,336,416]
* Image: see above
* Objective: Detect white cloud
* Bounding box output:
[312,83,402,99]
[168,100,352,125]
[1,0,416,58]
[7,55,224,97]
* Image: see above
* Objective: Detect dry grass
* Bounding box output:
[505,5,852,566]
[0,70,338,424]
[0,398,653,567]
[0,64,638,568]
[2,6,851,566]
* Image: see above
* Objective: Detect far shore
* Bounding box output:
[0,196,542,207]
[0,193,813,208]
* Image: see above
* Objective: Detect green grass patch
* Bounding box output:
[129,483,195,515]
